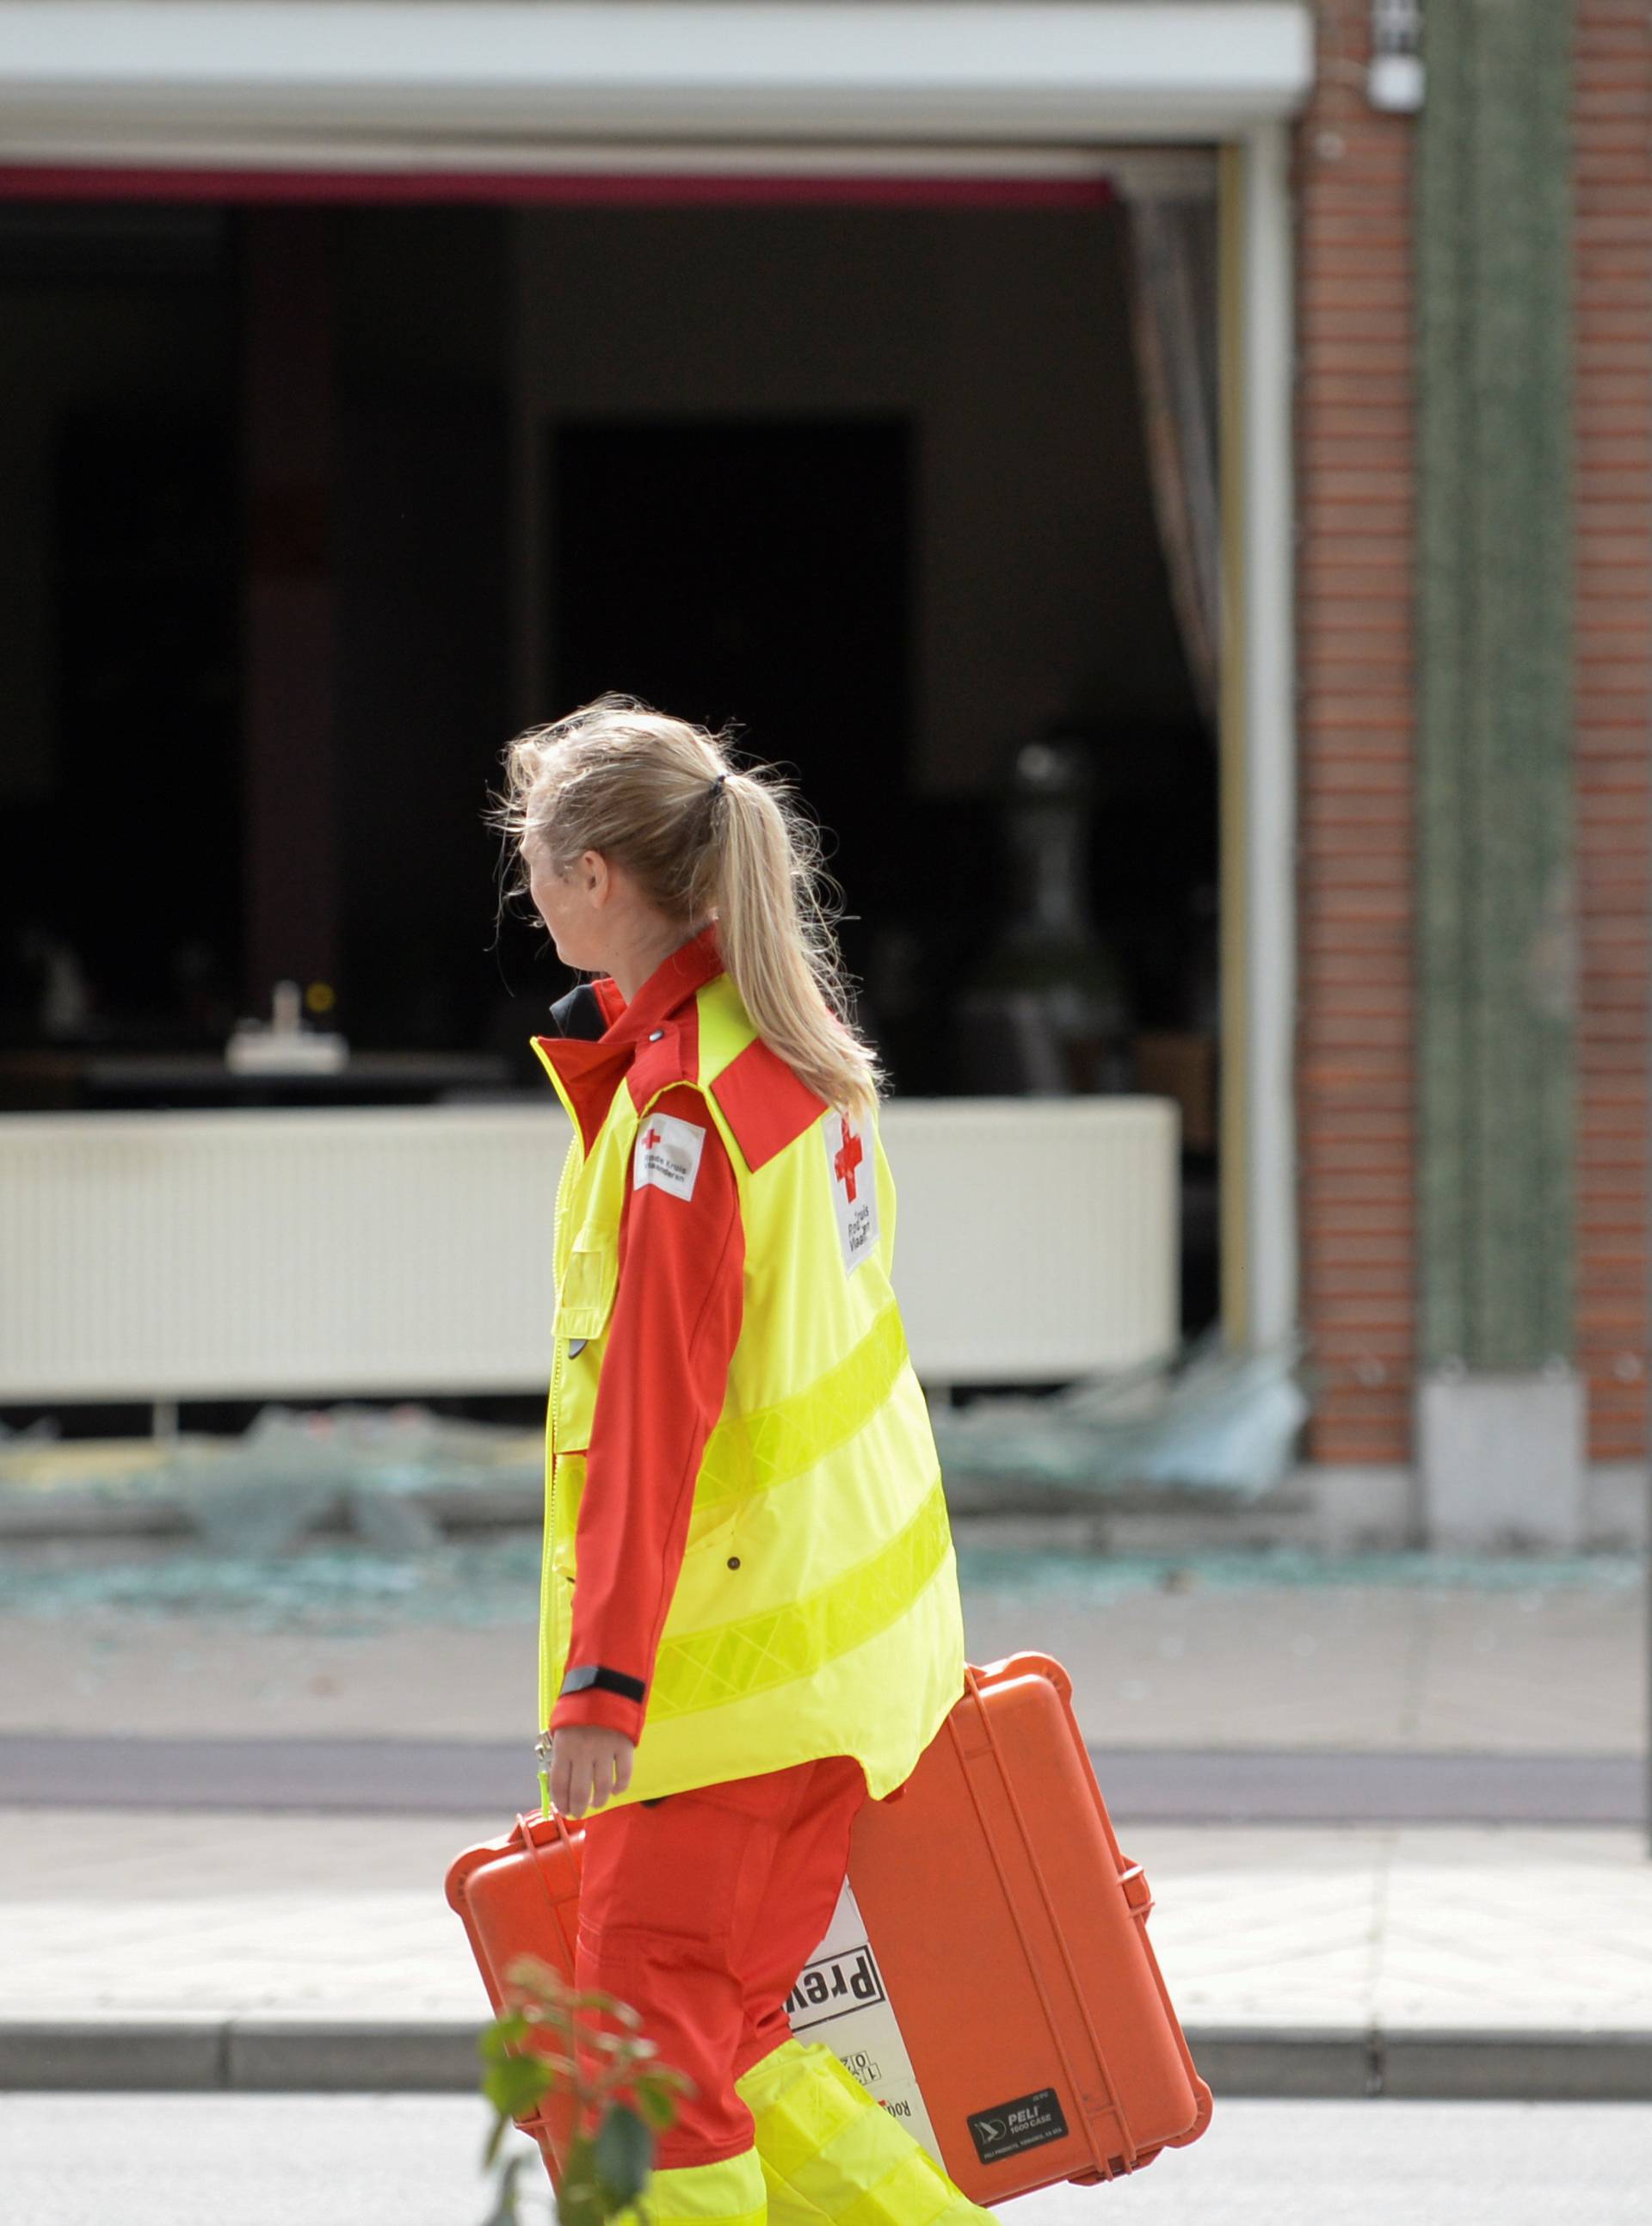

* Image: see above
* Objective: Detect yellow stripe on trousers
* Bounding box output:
[610,2149,767,2226]
[736,2040,996,2226]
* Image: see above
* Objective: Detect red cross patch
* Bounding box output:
[833,1118,865,1201]
[823,1110,879,1273]
[634,1112,706,1200]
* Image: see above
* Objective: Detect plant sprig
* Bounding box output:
[478,1954,695,2225]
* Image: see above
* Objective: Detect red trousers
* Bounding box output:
[575,1754,870,2169]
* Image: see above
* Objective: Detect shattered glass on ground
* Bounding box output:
[0,1534,1637,1639]
[930,1330,1312,1497]
[1,1397,1640,1640]
[0,1403,541,1551]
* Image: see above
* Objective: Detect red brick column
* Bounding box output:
[1574,0,1652,1464]
[1293,2,1418,1464]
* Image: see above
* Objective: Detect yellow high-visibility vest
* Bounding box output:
[531,970,965,1808]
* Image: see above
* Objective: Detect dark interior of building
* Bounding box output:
[0,193,1220,1399]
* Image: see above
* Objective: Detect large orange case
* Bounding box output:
[446,1653,1211,2201]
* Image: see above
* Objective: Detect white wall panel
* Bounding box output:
[0,1100,1178,1402]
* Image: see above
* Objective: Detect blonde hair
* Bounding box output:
[489,693,885,1125]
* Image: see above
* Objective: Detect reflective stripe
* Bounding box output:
[611,2149,767,2226]
[651,1477,951,1720]
[696,1301,909,1512]
[737,2040,993,2226]
[737,2038,865,2185]
[829,2145,965,2226]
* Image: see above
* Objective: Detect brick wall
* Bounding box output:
[1294,1,1418,1463]
[1573,0,1652,1463]
[1293,2,1649,1470]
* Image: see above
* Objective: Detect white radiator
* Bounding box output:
[0,1098,1178,1403]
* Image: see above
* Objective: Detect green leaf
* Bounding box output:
[484,2056,553,2124]
[505,1952,563,1992]
[559,2134,596,2195]
[594,2103,655,2209]
[558,2136,606,2226]
[480,2011,532,2059]
[634,2079,679,2133]
[570,1987,641,2027]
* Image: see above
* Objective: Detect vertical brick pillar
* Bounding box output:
[1413,1,1580,1545]
[1573,0,1652,1468]
[1294,2,1419,1466]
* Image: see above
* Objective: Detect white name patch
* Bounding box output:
[823,1110,879,1273]
[635,1112,706,1201]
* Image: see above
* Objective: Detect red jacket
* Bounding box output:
[531,922,748,1744]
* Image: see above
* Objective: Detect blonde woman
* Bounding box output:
[492,694,989,2226]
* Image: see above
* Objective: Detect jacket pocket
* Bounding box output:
[555,1226,619,1343]
[549,1451,587,1579]
[552,1231,618,1450]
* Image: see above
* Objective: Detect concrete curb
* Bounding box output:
[1190,2027,1652,2102]
[4,2019,1650,2102]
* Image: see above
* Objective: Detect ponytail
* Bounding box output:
[706,767,884,1128]
[490,694,885,1125]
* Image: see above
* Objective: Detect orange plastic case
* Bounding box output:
[446,1653,1212,2200]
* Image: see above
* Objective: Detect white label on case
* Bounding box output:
[789,1878,942,2163]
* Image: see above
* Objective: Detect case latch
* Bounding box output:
[1118,1860,1154,1915]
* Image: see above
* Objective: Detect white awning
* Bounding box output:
[0,3,1315,171]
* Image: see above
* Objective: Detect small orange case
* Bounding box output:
[446,1653,1211,2199]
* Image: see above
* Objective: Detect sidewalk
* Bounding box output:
[3,1807,1651,2100]
[0,1533,1646,2101]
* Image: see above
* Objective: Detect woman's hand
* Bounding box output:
[548,1724,637,1818]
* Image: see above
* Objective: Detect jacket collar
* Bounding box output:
[531,920,724,1150]
[592,918,724,1048]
